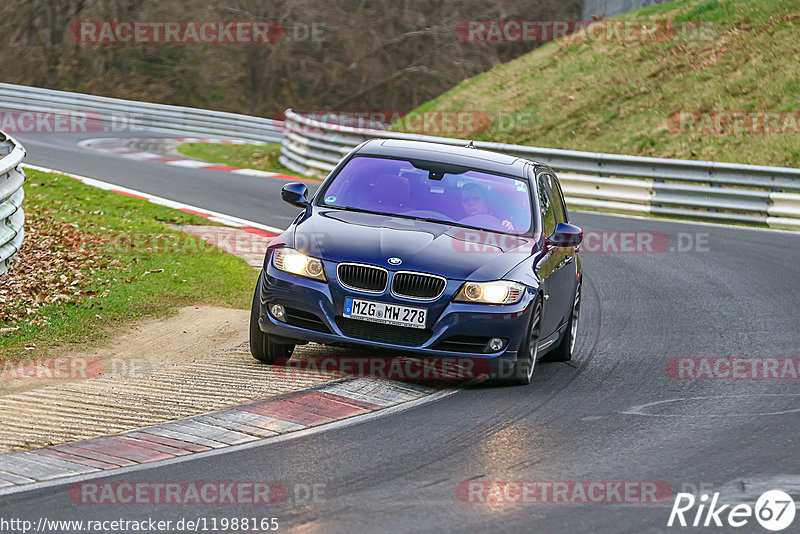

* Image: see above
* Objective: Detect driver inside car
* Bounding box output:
[460,182,515,232]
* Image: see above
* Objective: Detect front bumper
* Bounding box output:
[256,259,535,362]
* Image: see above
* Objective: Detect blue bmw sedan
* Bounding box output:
[250,139,582,385]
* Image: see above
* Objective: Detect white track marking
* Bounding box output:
[164,159,215,168]
[622,394,800,417]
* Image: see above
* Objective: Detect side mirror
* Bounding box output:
[281,182,309,208]
[546,222,583,248]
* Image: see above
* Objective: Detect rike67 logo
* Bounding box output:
[668,490,796,531]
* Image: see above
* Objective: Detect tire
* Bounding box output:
[541,279,581,363]
[494,300,542,386]
[249,276,295,364]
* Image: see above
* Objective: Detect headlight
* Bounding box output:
[273,248,326,281]
[454,280,525,305]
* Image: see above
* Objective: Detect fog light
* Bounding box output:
[488,338,505,352]
[269,303,286,321]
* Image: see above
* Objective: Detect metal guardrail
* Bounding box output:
[582,0,671,19]
[0,83,284,144]
[280,109,800,230]
[1,82,798,231]
[0,133,26,276]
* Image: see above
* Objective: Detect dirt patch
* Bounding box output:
[0,304,350,452]
[0,305,249,396]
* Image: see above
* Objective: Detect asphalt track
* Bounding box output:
[3,129,800,533]
[15,131,305,228]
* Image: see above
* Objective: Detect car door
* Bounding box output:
[535,171,574,338]
[550,173,579,322]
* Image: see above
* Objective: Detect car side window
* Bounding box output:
[537,173,556,237]
[550,175,568,224]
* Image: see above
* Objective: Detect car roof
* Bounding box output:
[354,138,541,177]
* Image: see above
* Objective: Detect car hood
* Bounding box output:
[292,208,537,280]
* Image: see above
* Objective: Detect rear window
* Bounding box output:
[318,156,533,234]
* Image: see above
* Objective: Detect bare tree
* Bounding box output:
[0,0,582,116]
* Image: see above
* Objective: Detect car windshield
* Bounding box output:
[319,156,533,234]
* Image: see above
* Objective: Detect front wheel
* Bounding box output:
[249,276,295,364]
[494,300,542,386]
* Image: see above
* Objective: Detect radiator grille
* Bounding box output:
[336,317,433,346]
[392,272,446,300]
[337,263,388,293]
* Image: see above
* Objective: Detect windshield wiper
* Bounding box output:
[333,205,384,216]
[335,206,447,226]
[407,216,530,236]
[331,205,527,236]
[404,215,454,225]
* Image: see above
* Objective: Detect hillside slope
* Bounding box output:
[406,0,800,167]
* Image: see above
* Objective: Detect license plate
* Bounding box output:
[343,297,427,329]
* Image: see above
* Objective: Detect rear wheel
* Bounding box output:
[496,300,542,386]
[249,277,295,364]
[542,279,581,362]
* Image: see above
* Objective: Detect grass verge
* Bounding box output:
[177,142,319,181]
[0,169,258,358]
[400,0,800,167]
